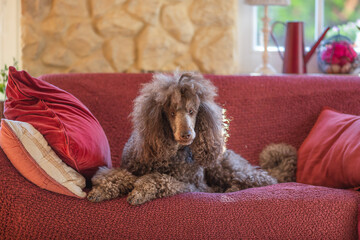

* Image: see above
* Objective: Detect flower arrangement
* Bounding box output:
[318,35,359,74]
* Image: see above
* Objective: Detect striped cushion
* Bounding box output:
[0,119,86,198]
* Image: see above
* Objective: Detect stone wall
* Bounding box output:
[21,0,239,76]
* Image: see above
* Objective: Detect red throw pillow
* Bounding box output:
[297,107,360,189]
[4,67,112,179]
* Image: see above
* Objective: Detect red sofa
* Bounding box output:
[1,73,360,239]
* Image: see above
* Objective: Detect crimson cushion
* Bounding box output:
[4,67,112,179]
[297,107,360,188]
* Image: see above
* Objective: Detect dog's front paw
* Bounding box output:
[127,188,151,205]
[225,185,241,193]
[87,187,108,202]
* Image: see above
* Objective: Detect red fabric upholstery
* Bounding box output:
[1,73,360,239]
[38,73,360,166]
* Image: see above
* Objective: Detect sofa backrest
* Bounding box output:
[40,73,360,166]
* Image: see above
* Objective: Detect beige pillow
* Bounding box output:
[0,119,86,198]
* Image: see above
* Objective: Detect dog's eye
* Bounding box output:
[189,109,194,115]
[171,112,175,117]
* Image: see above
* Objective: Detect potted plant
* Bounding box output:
[0,58,18,118]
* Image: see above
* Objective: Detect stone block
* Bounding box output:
[161,4,194,43]
[68,51,114,73]
[65,21,102,57]
[21,0,52,21]
[42,42,76,68]
[104,36,135,72]
[192,27,238,74]
[126,0,163,25]
[52,0,88,17]
[21,26,44,60]
[41,16,68,35]
[90,0,127,17]
[190,0,236,27]
[95,7,143,37]
[137,26,187,71]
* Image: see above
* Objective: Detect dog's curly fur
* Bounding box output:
[259,143,297,183]
[88,72,296,205]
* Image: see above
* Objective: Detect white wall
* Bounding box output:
[0,0,21,69]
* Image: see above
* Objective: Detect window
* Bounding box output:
[255,0,360,50]
[324,1,360,47]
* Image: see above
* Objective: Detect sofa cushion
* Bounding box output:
[4,67,112,179]
[0,160,358,240]
[297,107,360,188]
[0,119,86,198]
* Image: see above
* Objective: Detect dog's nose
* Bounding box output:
[181,131,192,140]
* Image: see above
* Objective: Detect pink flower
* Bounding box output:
[321,40,358,66]
[332,42,346,57]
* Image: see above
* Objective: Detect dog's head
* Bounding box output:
[162,73,200,145]
[132,72,224,158]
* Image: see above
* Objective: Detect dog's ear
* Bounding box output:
[191,100,225,166]
[131,92,173,159]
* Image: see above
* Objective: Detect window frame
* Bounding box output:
[253,0,325,52]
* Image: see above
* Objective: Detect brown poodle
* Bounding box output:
[87,72,296,205]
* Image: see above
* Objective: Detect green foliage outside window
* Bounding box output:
[257,0,360,47]
[325,0,360,44]
[0,58,19,100]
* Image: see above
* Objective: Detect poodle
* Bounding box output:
[87,72,296,205]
